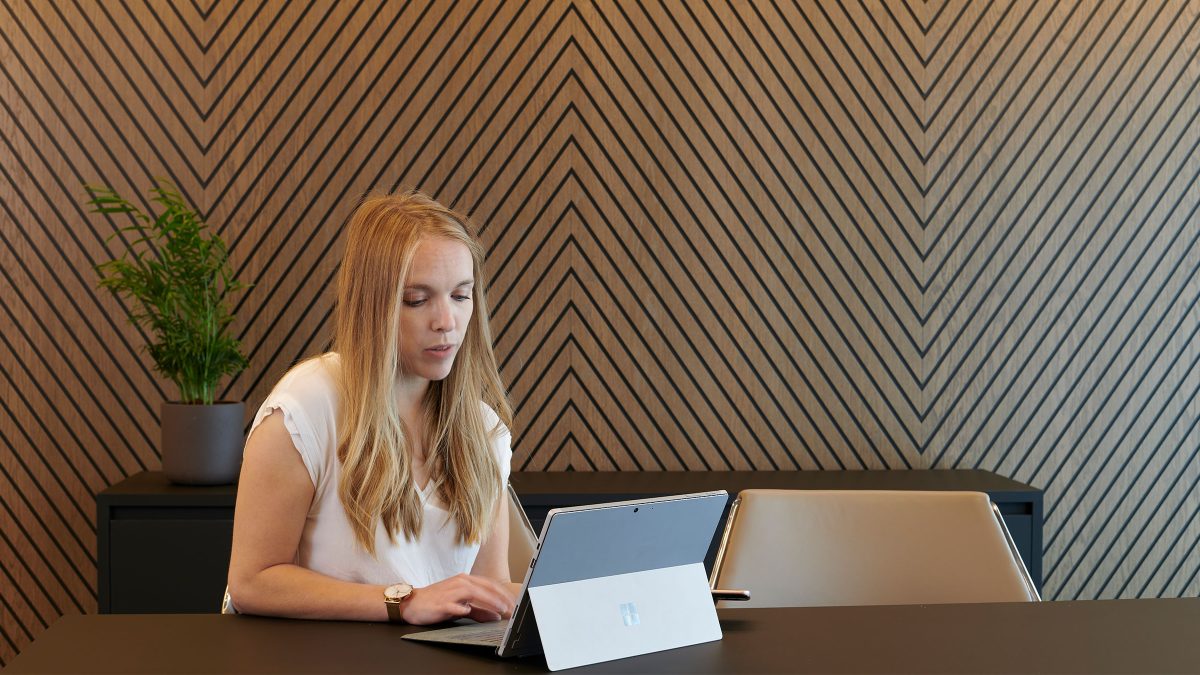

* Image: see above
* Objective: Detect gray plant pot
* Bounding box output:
[161,401,246,485]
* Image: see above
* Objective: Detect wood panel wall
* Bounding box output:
[1,0,1198,664]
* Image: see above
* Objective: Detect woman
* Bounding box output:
[227,191,518,624]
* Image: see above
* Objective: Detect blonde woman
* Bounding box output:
[227,191,518,624]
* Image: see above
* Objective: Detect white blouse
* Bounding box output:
[247,352,512,587]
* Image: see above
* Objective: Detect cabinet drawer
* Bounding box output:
[108,517,233,613]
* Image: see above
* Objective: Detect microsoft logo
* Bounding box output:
[619,601,640,626]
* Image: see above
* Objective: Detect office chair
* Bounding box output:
[709,489,1040,608]
[505,483,538,582]
[221,483,537,613]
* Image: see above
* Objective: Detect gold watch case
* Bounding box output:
[383,582,413,622]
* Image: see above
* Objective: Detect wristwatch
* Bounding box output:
[383,582,413,623]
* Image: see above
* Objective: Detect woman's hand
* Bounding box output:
[401,573,516,625]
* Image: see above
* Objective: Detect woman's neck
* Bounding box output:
[394,372,429,413]
[394,374,430,461]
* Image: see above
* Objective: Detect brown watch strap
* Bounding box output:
[385,598,404,623]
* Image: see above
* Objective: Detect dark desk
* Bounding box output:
[8,599,1198,674]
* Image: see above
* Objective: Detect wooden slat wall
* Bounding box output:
[1,0,1198,664]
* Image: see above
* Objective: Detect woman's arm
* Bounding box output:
[227,412,514,623]
[470,483,524,600]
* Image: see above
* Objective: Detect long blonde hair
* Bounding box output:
[332,190,512,554]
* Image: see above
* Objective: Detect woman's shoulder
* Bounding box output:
[478,402,512,468]
[270,353,341,411]
[480,401,499,426]
[277,352,339,387]
[479,402,510,435]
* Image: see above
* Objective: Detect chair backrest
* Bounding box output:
[222,483,540,612]
[709,489,1039,608]
[506,483,538,583]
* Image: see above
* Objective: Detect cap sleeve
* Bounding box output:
[248,356,339,490]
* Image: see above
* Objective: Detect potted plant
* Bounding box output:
[85,178,249,485]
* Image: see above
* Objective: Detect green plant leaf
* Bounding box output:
[85,178,251,404]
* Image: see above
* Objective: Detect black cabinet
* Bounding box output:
[97,470,1042,614]
[97,474,235,614]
